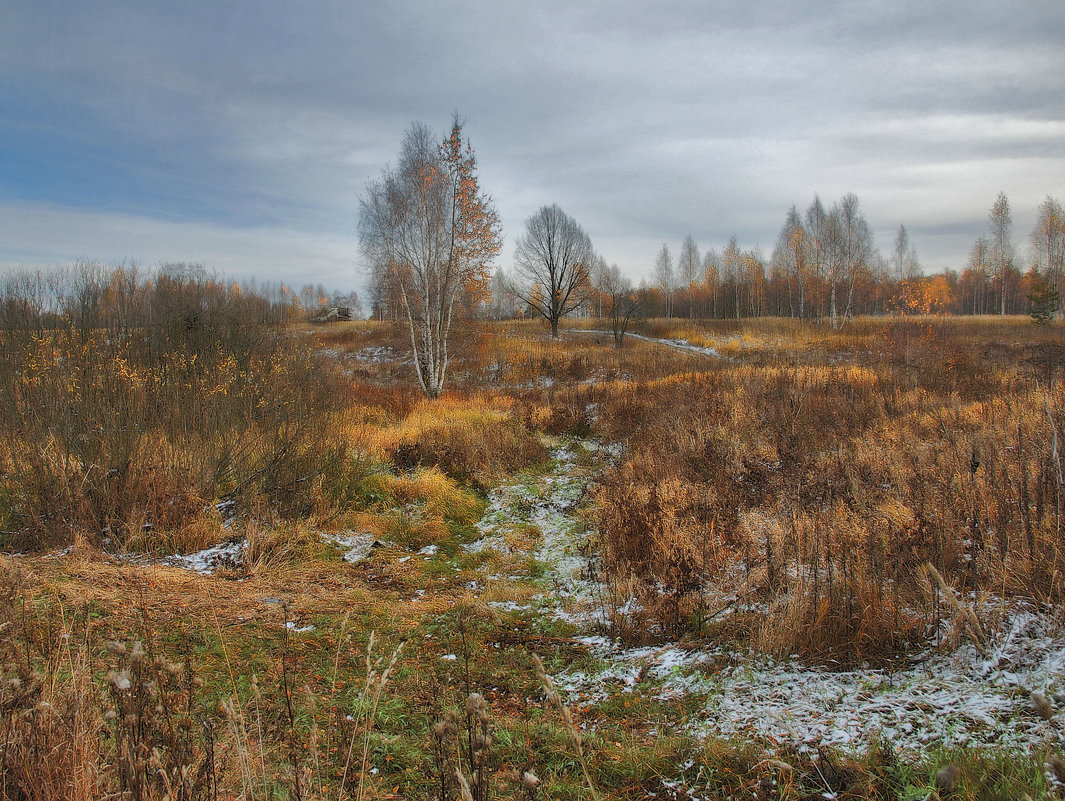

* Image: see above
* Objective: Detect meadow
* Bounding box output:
[1,267,1063,800]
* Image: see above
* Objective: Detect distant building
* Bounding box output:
[313,307,352,323]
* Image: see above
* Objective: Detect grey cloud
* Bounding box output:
[1,0,1063,282]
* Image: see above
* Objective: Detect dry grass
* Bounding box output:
[2,309,1063,797]
[0,266,358,553]
[573,316,1065,662]
[347,395,547,490]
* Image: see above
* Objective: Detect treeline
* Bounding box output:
[623,192,1063,322]
[0,263,363,328]
[477,192,1063,325]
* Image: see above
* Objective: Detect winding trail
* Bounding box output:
[463,439,1065,759]
[568,329,722,357]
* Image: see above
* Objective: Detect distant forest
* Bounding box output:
[367,192,1063,323]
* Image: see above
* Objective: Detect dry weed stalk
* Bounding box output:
[454,766,475,801]
[921,562,986,651]
[339,630,405,801]
[587,326,1065,660]
[531,653,600,801]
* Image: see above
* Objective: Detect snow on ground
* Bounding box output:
[465,437,1065,758]
[465,439,612,625]
[687,608,1065,754]
[158,529,391,575]
[161,539,246,575]
[556,609,1065,755]
[570,329,722,358]
[320,531,392,563]
[354,345,412,365]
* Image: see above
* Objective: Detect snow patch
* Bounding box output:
[354,345,411,365]
[558,606,1065,755]
[464,439,611,626]
[571,329,721,358]
[463,436,1065,755]
[320,532,392,563]
[689,611,1065,754]
[162,539,246,575]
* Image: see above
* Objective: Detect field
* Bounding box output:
[2,281,1064,800]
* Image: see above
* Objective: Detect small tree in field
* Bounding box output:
[512,204,594,337]
[600,263,640,346]
[1028,280,1060,325]
[359,118,501,398]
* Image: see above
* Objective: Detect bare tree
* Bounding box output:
[677,235,700,318]
[891,224,921,282]
[988,192,1014,316]
[771,206,806,318]
[807,193,873,328]
[598,263,640,345]
[837,193,874,325]
[590,253,610,320]
[1031,196,1065,301]
[487,269,525,319]
[359,118,501,397]
[512,204,594,337]
[967,235,992,315]
[804,195,829,319]
[702,249,720,318]
[653,243,674,318]
[722,236,742,319]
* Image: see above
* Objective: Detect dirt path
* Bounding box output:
[568,328,722,357]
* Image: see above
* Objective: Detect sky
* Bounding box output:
[1,0,1063,294]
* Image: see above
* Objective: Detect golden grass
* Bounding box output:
[576,316,1065,661]
[344,394,547,489]
[4,310,1064,795]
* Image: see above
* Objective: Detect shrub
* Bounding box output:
[0,263,360,552]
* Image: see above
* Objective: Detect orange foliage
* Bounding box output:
[891,275,954,315]
[443,121,502,305]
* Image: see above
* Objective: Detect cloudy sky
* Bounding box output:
[1,0,1063,292]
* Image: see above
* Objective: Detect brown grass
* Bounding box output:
[0,311,1061,796]
[574,316,1065,662]
[0,265,358,552]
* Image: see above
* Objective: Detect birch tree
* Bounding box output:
[722,236,742,319]
[988,192,1014,316]
[702,249,720,318]
[677,235,700,318]
[653,243,674,318]
[359,119,501,398]
[771,206,806,318]
[966,236,992,315]
[590,253,610,320]
[1031,196,1065,298]
[804,196,829,319]
[837,193,874,324]
[891,224,921,281]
